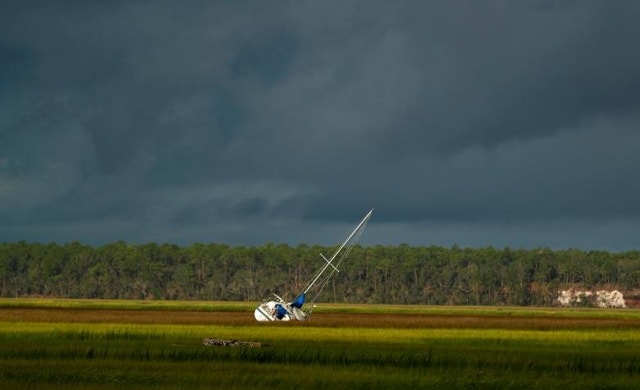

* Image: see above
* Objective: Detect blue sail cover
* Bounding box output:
[291,293,306,308]
[275,304,288,319]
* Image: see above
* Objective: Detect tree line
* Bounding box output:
[1,241,639,306]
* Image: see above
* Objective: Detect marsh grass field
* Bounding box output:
[1,299,640,389]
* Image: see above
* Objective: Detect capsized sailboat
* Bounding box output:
[254,209,373,321]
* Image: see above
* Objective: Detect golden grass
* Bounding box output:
[2,299,640,389]
[2,299,640,330]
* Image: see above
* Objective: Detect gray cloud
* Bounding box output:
[1,1,639,250]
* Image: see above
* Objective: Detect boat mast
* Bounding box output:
[303,209,373,295]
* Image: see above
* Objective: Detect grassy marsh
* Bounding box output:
[1,299,639,389]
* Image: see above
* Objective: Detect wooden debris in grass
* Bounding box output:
[202,338,262,347]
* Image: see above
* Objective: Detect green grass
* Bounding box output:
[0,298,252,312]
[1,299,639,389]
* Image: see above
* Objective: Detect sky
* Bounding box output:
[1,1,640,251]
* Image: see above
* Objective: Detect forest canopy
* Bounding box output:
[1,241,639,306]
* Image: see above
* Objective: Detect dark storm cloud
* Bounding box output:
[1,1,640,250]
[370,2,640,155]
